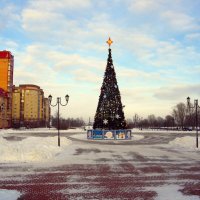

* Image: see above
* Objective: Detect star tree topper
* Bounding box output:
[106,37,113,47]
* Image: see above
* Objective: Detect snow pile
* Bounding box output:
[0,136,71,162]
[132,134,144,140]
[148,184,200,200]
[0,127,85,134]
[0,189,21,200]
[132,128,196,134]
[0,130,6,137]
[169,136,199,150]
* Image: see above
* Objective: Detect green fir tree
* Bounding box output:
[93,38,126,130]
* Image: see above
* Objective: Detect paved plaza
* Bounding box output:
[0,130,200,199]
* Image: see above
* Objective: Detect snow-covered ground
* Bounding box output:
[0,128,199,163]
[149,184,200,200]
[169,136,199,150]
[0,189,21,200]
[0,128,199,199]
[133,128,197,134]
[0,127,85,135]
[0,136,71,162]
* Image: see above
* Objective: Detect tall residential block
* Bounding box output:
[12,84,50,128]
[0,50,14,127]
[0,88,8,128]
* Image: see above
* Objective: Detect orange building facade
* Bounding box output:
[0,51,14,127]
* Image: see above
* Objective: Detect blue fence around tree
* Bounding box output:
[87,129,132,140]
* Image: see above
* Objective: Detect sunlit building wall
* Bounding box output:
[12,87,20,126]
[0,50,14,127]
[0,88,9,129]
[44,98,50,127]
[12,84,50,128]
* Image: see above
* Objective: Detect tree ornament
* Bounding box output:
[103,119,108,124]
[116,114,120,119]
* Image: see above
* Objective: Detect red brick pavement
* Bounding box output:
[0,161,200,200]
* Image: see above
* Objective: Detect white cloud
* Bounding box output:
[72,69,102,83]
[122,32,200,69]
[14,44,105,84]
[27,0,91,11]
[52,54,105,72]
[120,86,174,118]
[21,8,72,40]
[154,84,200,100]
[161,11,200,32]
[0,38,19,52]
[117,68,162,81]
[127,0,165,12]
[0,4,20,31]
[185,33,200,40]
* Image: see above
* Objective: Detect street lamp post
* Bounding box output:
[187,97,199,148]
[48,95,69,147]
[48,106,51,130]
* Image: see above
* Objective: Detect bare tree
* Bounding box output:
[165,115,175,128]
[52,111,85,129]
[133,113,140,128]
[172,103,187,129]
[148,114,156,128]
[157,116,164,128]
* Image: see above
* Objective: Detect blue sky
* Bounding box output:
[1,0,200,121]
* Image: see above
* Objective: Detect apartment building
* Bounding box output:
[0,88,8,128]
[0,50,14,127]
[12,84,50,128]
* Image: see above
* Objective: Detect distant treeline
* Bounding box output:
[52,102,199,130]
[51,115,85,129]
[127,102,200,130]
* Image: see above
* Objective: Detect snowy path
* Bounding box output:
[0,129,199,199]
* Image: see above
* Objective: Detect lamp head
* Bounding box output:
[65,94,69,102]
[48,95,52,103]
[187,96,190,107]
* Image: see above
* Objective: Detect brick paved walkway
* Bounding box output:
[0,132,199,199]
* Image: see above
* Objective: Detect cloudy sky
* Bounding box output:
[1,0,200,121]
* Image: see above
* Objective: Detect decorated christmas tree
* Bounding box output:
[93,38,126,130]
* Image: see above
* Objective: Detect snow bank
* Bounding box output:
[132,128,196,134]
[148,184,200,200]
[0,127,85,135]
[169,136,199,150]
[132,134,144,140]
[0,136,71,162]
[0,189,21,200]
[0,130,6,137]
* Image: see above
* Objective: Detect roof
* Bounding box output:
[0,50,14,59]
[19,84,41,90]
